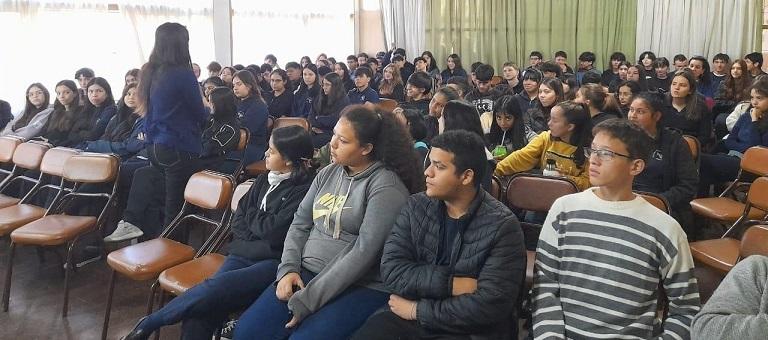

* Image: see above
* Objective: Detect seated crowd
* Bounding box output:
[3,22,768,340]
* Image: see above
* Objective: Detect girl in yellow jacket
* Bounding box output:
[494,101,593,190]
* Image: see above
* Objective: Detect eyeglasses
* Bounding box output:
[584,147,632,162]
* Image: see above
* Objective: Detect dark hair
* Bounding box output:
[342,106,424,193]
[270,69,289,84]
[581,72,602,85]
[713,53,730,64]
[489,95,527,151]
[689,56,713,85]
[208,86,238,120]
[302,63,319,88]
[673,54,687,63]
[470,62,483,73]
[260,63,273,73]
[402,109,427,141]
[445,54,463,71]
[233,70,264,101]
[413,57,427,66]
[367,57,380,66]
[609,52,627,62]
[326,57,335,66]
[84,77,115,112]
[391,55,404,63]
[530,51,543,59]
[271,125,316,183]
[554,101,593,167]
[285,62,301,70]
[353,66,373,79]
[724,59,751,101]
[334,62,351,80]
[638,51,657,65]
[745,52,763,68]
[555,51,568,59]
[540,62,562,78]
[474,64,494,81]
[617,80,642,104]
[300,56,312,65]
[264,54,277,64]
[407,72,432,96]
[670,70,703,120]
[522,68,543,83]
[421,51,438,72]
[204,76,225,88]
[561,75,578,100]
[540,78,565,106]
[431,130,488,186]
[435,86,461,102]
[394,48,406,58]
[15,83,50,131]
[442,100,484,138]
[233,64,245,71]
[47,80,81,133]
[446,76,470,96]
[106,83,140,141]
[593,119,655,162]
[578,52,596,63]
[207,61,222,73]
[346,55,357,62]
[75,67,95,79]
[137,22,192,115]
[125,69,140,83]
[52,80,78,113]
[652,57,670,69]
[317,66,332,77]
[315,73,346,115]
[357,52,369,59]
[578,83,620,114]
[750,80,768,133]
[633,91,665,113]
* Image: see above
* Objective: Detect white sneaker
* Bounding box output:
[104,220,144,242]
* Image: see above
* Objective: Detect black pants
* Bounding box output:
[351,310,471,340]
[148,143,200,227]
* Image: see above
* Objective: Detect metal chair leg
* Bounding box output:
[2,242,16,312]
[146,281,159,315]
[62,242,76,317]
[152,292,167,340]
[101,270,117,340]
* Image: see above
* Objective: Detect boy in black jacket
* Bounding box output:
[352,130,525,340]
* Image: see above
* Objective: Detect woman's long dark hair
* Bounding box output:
[47,80,81,133]
[106,83,139,141]
[14,83,50,131]
[555,101,593,168]
[488,95,527,151]
[444,53,463,72]
[208,86,238,121]
[233,70,264,102]
[314,73,346,115]
[342,106,424,193]
[689,55,713,87]
[442,100,484,138]
[84,77,115,113]
[422,51,438,72]
[136,22,192,115]
[724,59,751,102]
[669,70,704,121]
[271,125,316,183]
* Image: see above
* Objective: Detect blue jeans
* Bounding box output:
[140,256,279,340]
[234,270,389,340]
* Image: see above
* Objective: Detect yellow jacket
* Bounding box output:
[494,131,590,190]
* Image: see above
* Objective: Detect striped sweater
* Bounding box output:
[532,189,700,339]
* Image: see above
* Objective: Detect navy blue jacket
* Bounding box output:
[87,103,117,141]
[85,117,146,158]
[232,96,268,164]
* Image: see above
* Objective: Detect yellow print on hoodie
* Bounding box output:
[312,192,348,221]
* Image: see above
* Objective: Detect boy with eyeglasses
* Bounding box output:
[532,119,700,339]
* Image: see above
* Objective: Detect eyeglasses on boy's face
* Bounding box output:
[584,147,632,162]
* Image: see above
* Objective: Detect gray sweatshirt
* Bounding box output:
[692,255,768,339]
[0,108,53,140]
[277,161,409,321]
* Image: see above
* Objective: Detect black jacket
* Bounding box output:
[227,174,312,261]
[380,190,525,339]
[0,100,12,131]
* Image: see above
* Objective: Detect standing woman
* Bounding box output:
[232,70,269,164]
[291,64,320,117]
[440,53,467,83]
[1,83,52,139]
[310,72,350,148]
[377,64,405,102]
[136,22,207,226]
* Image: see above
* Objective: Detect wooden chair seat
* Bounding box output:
[107,238,196,281]
[158,253,226,296]
[690,197,765,222]
[11,215,97,246]
[689,238,740,274]
[0,194,20,209]
[0,204,47,236]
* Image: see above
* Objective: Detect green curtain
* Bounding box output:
[426,0,636,73]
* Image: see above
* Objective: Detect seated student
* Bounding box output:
[348,66,380,108]
[486,94,536,160]
[714,59,752,138]
[445,76,470,99]
[745,52,767,78]
[554,50,575,74]
[201,76,224,108]
[398,72,432,116]
[647,57,673,93]
[601,52,626,87]
[533,119,701,339]
[291,64,320,117]
[232,70,268,164]
[495,62,523,94]
[377,64,405,102]
[207,61,222,78]
[513,69,542,117]
[638,51,657,81]
[425,86,460,142]
[199,87,242,172]
[121,126,315,340]
[495,101,593,191]
[84,83,144,158]
[437,100,496,190]
[576,51,600,85]
[232,106,422,340]
[617,80,641,117]
[0,99,12,131]
[711,53,730,88]
[75,67,95,103]
[692,255,768,339]
[689,56,717,99]
[220,66,235,87]
[2,83,53,139]
[390,55,412,89]
[560,74,578,100]
[607,61,631,93]
[263,69,294,118]
[465,64,498,117]
[574,83,622,126]
[333,62,356,92]
[284,62,302,92]
[698,80,768,196]
[627,64,649,91]
[539,61,563,80]
[440,54,467,84]
[394,109,430,168]
[367,58,384,90]
[81,77,117,143]
[36,80,84,147]
[525,78,565,134]
[526,51,544,71]
[662,70,712,146]
[674,54,689,72]
[258,63,273,93]
[351,130,526,340]
[627,92,698,234]
[310,72,350,148]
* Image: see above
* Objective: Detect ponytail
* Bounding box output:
[555,101,593,168]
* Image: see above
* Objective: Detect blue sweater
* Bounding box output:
[144,66,207,154]
[725,111,768,153]
[85,117,146,158]
[234,96,268,164]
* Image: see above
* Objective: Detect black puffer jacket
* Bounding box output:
[380,190,525,339]
[227,174,312,261]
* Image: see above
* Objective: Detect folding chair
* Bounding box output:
[0,141,50,211]
[690,224,768,275]
[636,191,672,215]
[245,118,310,176]
[0,136,23,186]
[682,135,700,168]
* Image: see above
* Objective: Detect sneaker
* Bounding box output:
[220,319,237,339]
[104,220,144,242]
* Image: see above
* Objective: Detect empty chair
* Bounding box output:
[3,153,118,316]
[101,171,233,340]
[0,141,50,211]
[0,136,23,186]
[690,224,768,275]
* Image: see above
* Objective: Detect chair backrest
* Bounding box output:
[740,224,768,258]
[376,98,399,113]
[40,147,81,177]
[273,117,310,131]
[489,176,502,201]
[235,128,250,152]
[266,116,275,135]
[11,141,50,170]
[231,180,255,212]
[63,153,119,183]
[490,75,503,86]
[637,191,671,215]
[740,146,768,176]
[184,171,234,210]
[0,137,22,163]
[746,176,768,212]
[505,173,579,212]
[682,135,700,166]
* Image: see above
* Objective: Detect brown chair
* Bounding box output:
[157,180,255,296]
[245,118,311,176]
[0,141,51,211]
[0,146,76,239]
[690,224,768,275]
[3,153,118,316]
[488,175,503,202]
[682,135,700,168]
[490,75,503,86]
[637,191,671,215]
[376,98,399,113]
[101,171,234,340]
[266,115,275,135]
[223,128,250,177]
[690,146,768,227]
[0,136,23,186]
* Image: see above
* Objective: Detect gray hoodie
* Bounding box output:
[0,108,53,140]
[277,161,409,321]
